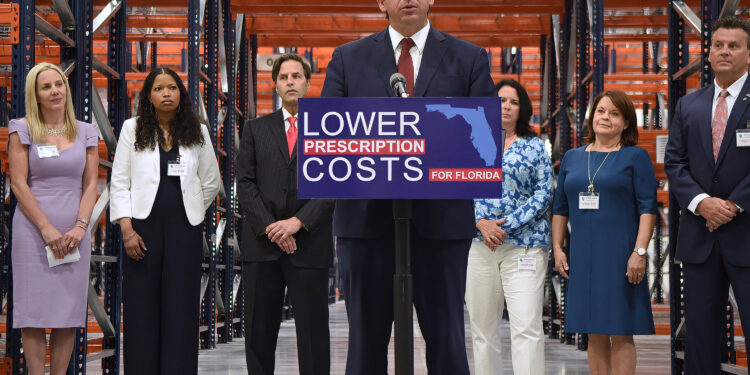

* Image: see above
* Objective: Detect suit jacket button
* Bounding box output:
[713,177,719,182]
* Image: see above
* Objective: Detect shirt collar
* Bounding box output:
[388,21,430,55]
[714,71,748,100]
[282,107,296,123]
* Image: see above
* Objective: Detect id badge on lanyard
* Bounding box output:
[579,192,600,210]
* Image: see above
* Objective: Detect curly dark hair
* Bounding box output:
[495,79,535,138]
[135,67,204,151]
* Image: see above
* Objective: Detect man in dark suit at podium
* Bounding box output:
[665,16,750,373]
[321,1,496,374]
[237,54,334,375]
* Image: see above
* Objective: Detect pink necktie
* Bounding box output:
[712,90,729,161]
[398,38,415,96]
[286,116,297,157]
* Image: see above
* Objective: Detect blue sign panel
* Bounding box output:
[297,97,503,199]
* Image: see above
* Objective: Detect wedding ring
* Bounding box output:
[490,235,496,241]
[51,247,57,251]
[68,243,75,248]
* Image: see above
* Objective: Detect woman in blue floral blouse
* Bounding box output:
[465,79,554,375]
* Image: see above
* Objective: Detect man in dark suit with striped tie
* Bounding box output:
[237,54,334,375]
[665,16,750,373]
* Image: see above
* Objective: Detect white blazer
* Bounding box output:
[110,117,221,226]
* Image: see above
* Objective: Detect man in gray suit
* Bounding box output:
[236,54,334,375]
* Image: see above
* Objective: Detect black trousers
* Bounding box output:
[122,207,202,375]
[337,233,471,375]
[243,258,330,375]
[684,242,750,374]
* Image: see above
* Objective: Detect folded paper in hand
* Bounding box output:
[45,246,80,267]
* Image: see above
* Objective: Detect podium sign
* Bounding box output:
[297,97,503,199]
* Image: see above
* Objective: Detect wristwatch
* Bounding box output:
[633,247,647,256]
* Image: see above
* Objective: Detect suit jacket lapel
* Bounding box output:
[716,78,750,168]
[414,27,446,98]
[268,109,290,162]
[372,29,398,97]
[699,86,716,167]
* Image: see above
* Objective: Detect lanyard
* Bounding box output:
[587,149,611,193]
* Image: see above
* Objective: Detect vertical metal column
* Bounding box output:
[200,0,220,350]
[188,0,201,109]
[557,0,575,347]
[701,0,722,87]
[217,0,236,344]
[250,34,258,118]
[151,41,158,69]
[7,0,34,371]
[235,24,249,339]
[63,1,94,373]
[103,1,127,373]
[668,1,689,373]
[574,0,589,150]
[590,0,604,98]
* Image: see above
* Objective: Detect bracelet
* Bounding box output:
[77,218,89,226]
[123,232,137,242]
[75,223,87,230]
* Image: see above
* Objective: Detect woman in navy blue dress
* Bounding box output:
[552,90,656,374]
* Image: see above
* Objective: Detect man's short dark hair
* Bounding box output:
[712,16,750,48]
[271,54,311,82]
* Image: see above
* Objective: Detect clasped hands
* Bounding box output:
[698,197,739,232]
[43,224,86,259]
[265,217,303,254]
[476,218,507,251]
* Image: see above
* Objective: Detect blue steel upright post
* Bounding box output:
[235,22,249,338]
[667,1,689,373]
[61,0,94,373]
[103,0,127,373]
[7,0,34,372]
[590,0,604,98]
[251,34,258,118]
[574,0,589,150]
[557,0,575,346]
[200,0,220,350]
[217,0,236,344]
[574,0,590,350]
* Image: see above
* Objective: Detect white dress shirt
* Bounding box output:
[282,107,297,132]
[388,22,430,89]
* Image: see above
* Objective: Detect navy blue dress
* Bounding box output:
[553,145,657,335]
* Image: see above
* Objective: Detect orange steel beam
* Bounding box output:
[248,14,549,35]
[255,33,542,47]
[234,0,564,15]
[0,3,19,44]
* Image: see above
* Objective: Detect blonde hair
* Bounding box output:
[24,62,78,143]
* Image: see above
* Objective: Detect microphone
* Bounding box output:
[390,73,409,98]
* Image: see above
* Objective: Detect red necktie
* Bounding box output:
[712,90,729,161]
[398,38,415,96]
[286,116,297,157]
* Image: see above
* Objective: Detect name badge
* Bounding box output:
[167,159,187,176]
[737,129,750,147]
[579,192,600,210]
[518,257,537,271]
[37,144,60,158]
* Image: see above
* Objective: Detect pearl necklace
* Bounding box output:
[46,126,67,136]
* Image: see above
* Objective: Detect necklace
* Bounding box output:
[46,125,67,136]
[587,148,612,193]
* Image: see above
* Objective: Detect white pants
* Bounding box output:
[465,242,547,375]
